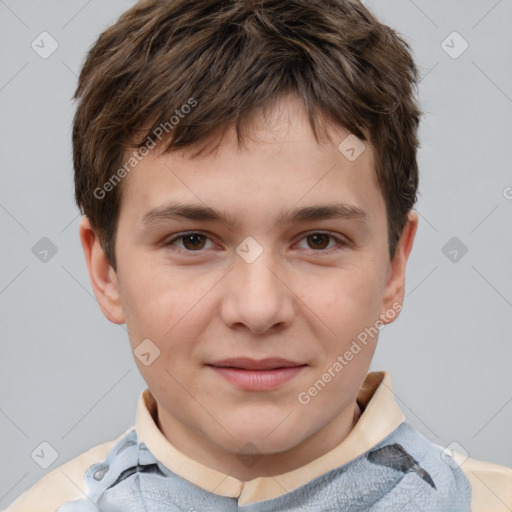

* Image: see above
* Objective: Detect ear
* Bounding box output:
[79,216,125,324]
[379,210,418,324]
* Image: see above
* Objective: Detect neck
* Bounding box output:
[156,400,363,481]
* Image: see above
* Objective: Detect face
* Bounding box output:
[81,94,417,478]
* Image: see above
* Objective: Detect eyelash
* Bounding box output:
[164,231,349,255]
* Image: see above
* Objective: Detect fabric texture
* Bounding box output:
[53,423,471,511]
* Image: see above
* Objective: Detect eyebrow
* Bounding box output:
[141,201,369,228]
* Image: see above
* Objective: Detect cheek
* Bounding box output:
[116,258,175,345]
[304,264,385,331]
[118,259,217,350]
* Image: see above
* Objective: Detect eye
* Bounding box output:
[296,232,348,253]
[165,232,215,252]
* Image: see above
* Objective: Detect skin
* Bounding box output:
[80,94,418,480]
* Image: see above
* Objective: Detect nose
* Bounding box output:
[219,247,296,334]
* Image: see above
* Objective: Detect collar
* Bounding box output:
[135,371,405,506]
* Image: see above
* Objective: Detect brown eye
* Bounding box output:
[166,232,214,252]
[306,233,331,250]
[296,232,348,253]
[181,234,207,250]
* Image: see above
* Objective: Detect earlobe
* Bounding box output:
[79,216,125,324]
[380,210,418,324]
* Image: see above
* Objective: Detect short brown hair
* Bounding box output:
[73,0,421,271]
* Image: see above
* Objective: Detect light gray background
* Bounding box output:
[1,0,511,507]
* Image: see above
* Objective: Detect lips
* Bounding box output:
[207,357,305,370]
[207,358,307,390]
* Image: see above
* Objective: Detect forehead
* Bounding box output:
[118,95,384,231]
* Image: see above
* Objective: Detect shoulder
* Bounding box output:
[385,422,511,510]
[454,452,512,512]
[2,428,133,512]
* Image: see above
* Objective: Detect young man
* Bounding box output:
[4,0,511,510]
